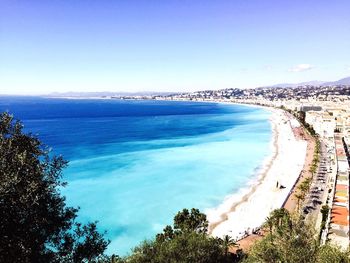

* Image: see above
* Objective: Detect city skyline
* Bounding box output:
[1,0,350,94]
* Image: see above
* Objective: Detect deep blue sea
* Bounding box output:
[0,97,272,255]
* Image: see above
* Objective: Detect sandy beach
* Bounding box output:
[207,108,307,240]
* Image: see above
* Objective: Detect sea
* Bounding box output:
[0,97,272,255]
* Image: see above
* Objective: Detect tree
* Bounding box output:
[129,232,226,263]
[0,112,109,262]
[264,216,274,242]
[125,208,235,263]
[270,208,289,228]
[320,205,329,223]
[295,193,304,211]
[244,209,350,263]
[295,177,312,208]
[316,244,350,263]
[220,235,237,257]
[173,208,208,234]
[298,111,306,124]
[320,205,330,234]
[247,213,318,262]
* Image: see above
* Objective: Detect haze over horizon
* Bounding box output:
[1,0,350,95]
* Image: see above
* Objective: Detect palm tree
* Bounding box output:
[264,216,274,243]
[271,208,288,227]
[297,179,310,202]
[271,208,291,236]
[264,208,292,244]
[295,193,304,211]
[220,235,237,257]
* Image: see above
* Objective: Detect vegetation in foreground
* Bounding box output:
[0,112,109,262]
[1,112,349,262]
[118,208,240,263]
[244,208,350,263]
[112,208,349,263]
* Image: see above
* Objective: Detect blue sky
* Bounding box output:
[1,0,350,94]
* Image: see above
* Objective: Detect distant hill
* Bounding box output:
[268,81,326,88]
[322,76,350,86]
[264,76,350,88]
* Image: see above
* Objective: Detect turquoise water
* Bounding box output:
[0,98,271,255]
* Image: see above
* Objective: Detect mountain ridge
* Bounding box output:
[264,76,350,88]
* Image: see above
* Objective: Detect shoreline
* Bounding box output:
[207,107,307,240]
[207,115,279,234]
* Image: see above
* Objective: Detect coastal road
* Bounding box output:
[304,140,329,225]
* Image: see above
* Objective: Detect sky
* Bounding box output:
[1,0,350,94]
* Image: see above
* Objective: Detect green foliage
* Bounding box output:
[173,208,209,233]
[0,112,109,262]
[294,193,304,210]
[295,110,317,136]
[221,234,237,256]
[123,208,239,263]
[128,232,226,263]
[245,209,349,263]
[298,111,306,124]
[247,209,319,262]
[319,205,330,237]
[316,244,350,263]
[295,177,312,210]
[320,205,329,223]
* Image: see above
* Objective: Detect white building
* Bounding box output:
[305,111,336,138]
